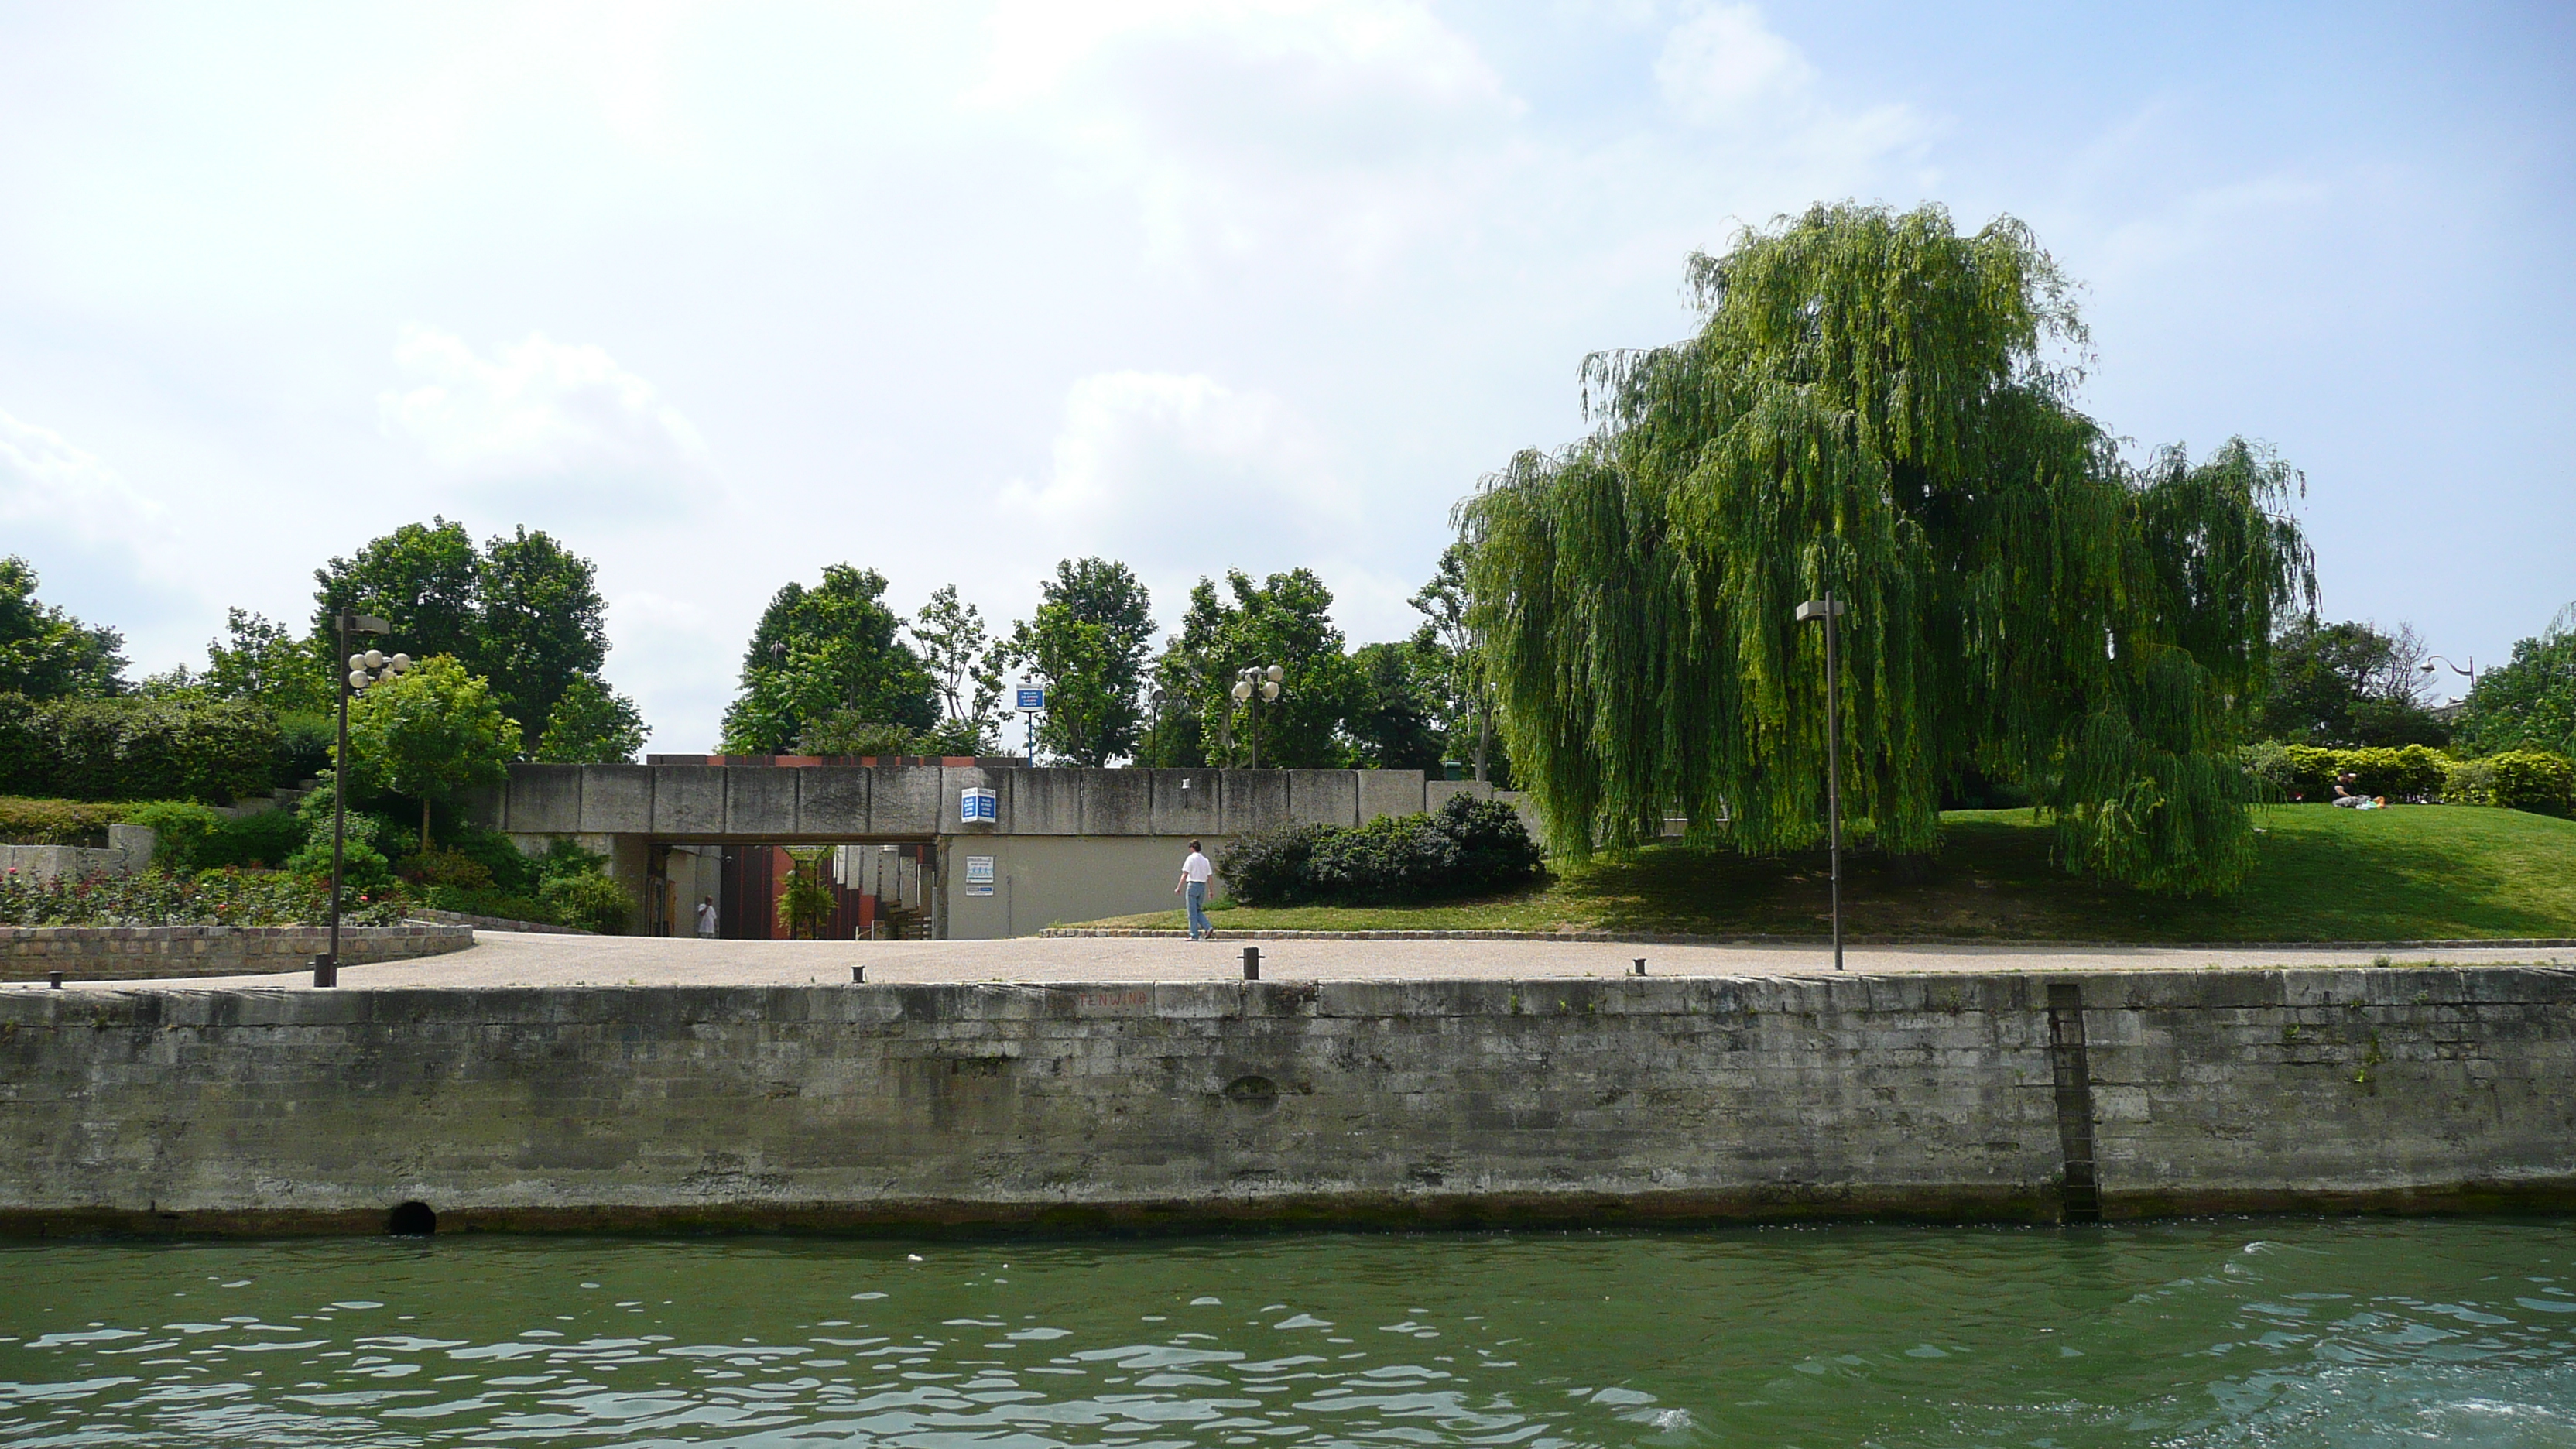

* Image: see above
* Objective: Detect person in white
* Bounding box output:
[1174,841,1216,941]
[695,896,718,938]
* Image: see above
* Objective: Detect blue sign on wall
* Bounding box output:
[1015,687,1047,711]
[960,787,999,824]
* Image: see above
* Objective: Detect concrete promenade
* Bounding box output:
[7,929,2564,992]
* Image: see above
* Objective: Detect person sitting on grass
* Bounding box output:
[2331,772,2387,810]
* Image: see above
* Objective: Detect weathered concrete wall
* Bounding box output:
[942,836,1227,940]
[5,965,2564,1235]
[2,924,474,983]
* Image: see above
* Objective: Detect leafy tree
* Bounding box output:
[311,518,481,666]
[1462,204,2314,892]
[345,655,519,849]
[1009,559,1155,766]
[0,556,125,699]
[773,847,837,939]
[1145,569,1362,768]
[308,520,621,752]
[909,585,1005,754]
[2454,604,2576,757]
[534,673,648,763]
[476,526,611,753]
[721,565,937,754]
[796,711,923,756]
[202,608,332,714]
[1408,541,1500,780]
[2254,615,2447,747]
[1345,641,1447,771]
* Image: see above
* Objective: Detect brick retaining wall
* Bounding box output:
[0,923,474,983]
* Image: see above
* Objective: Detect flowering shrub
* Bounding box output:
[0,867,411,927]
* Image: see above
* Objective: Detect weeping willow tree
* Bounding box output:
[1461,203,2313,893]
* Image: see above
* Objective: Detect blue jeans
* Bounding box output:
[1185,880,1211,940]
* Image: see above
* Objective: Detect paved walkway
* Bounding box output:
[17,931,2570,992]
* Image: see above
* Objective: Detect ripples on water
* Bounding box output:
[5,1218,2574,1447]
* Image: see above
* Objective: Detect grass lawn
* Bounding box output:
[1067,804,2576,943]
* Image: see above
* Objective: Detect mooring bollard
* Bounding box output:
[312,954,336,988]
[1242,945,1261,981]
[1634,957,1647,976]
[48,971,63,989]
[852,964,865,984]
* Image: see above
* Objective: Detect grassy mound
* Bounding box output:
[1065,805,2576,942]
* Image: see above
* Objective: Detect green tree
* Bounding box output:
[2454,604,2576,758]
[721,565,937,754]
[346,655,519,849]
[202,608,333,714]
[2254,615,2447,747]
[311,518,481,666]
[1408,541,1502,781]
[909,585,1005,755]
[796,711,923,756]
[1145,569,1362,768]
[0,557,125,699]
[534,673,648,763]
[1462,204,2313,892]
[1345,641,1447,771]
[476,526,611,753]
[1009,559,1155,766]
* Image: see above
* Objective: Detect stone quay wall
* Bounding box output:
[0,964,2566,1235]
[0,923,474,984]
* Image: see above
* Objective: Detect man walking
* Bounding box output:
[695,896,718,938]
[1175,840,1216,941]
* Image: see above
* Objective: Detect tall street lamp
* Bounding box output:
[2421,654,2475,697]
[1794,593,1848,973]
[316,614,408,988]
[1231,665,1283,768]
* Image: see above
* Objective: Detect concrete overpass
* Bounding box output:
[473,760,1522,940]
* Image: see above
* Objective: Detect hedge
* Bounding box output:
[0,693,280,803]
[2242,742,2448,803]
[2441,751,2574,817]
[1219,795,1543,906]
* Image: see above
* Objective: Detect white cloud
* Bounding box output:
[0,410,169,550]
[999,371,1360,559]
[1653,2,1814,122]
[377,327,711,497]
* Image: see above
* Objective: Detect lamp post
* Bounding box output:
[318,615,409,987]
[1230,665,1283,768]
[2421,654,2475,698]
[1794,593,1848,972]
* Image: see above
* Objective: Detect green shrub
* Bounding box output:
[540,868,632,933]
[439,824,540,894]
[0,693,281,802]
[1218,822,1332,906]
[0,866,409,927]
[198,809,308,870]
[272,711,335,787]
[2245,742,2445,802]
[122,800,227,872]
[1221,795,1543,906]
[2443,750,2575,815]
[0,796,128,844]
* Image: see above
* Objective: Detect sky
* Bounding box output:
[1,0,2568,752]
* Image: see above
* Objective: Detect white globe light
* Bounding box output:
[1261,681,1279,701]
[389,653,412,673]
[1266,664,1284,683]
[348,669,370,689]
[348,653,367,670]
[1231,680,1252,702]
[363,649,385,670]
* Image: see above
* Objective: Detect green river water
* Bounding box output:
[5,1218,2573,1447]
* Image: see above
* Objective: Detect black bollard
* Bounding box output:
[1242,945,1261,981]
[1634,957,1646,976]
[852,964,865,984]
[48,971,62,989]
[313,954,336,988]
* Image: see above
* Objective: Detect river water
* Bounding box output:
[5,1218,2572,1447]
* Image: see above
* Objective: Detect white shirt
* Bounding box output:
[1182,851,1214,884]
[695,902,718,936]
